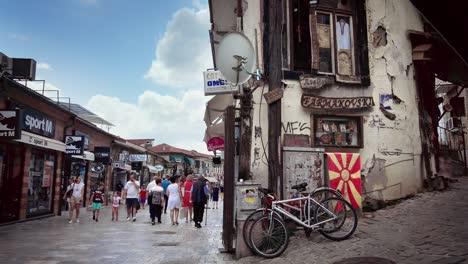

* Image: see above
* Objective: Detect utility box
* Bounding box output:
[235,181,261,221]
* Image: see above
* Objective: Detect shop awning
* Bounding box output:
[146,165,159,173]
[169,154,184,163]
[203,122,225,143]
[204,94,234,126]
[184,157,195,165]
[15,130,66,152]
[72,151,95,161]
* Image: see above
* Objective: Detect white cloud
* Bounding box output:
[36,63,53,71]
[87,90,211,153]
[144,4,212,89]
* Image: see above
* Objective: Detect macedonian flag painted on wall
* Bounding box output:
[327,153,362,209]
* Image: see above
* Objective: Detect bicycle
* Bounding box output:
[248,185,357,258]
[242,183,345,254]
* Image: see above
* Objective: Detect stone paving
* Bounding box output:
[1,178,467,264]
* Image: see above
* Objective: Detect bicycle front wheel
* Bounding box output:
[314,197,357,241]
[243,209,266,253]
[249,215,289,258]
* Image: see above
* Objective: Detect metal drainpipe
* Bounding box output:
[58,116,76,215]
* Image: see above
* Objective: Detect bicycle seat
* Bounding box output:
[291,183,307,190]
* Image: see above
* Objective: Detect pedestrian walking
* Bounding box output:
[140,186,147,210]
[212,184,220,209]
[111,191,121,221]
[182,174,194,223]
[146,176,157,192]
[191,176,208,228]
[62,176,76,212]
[68,176,85,224]
[123,173,140,222]
[167,176,182,225]
[148,178,164,225]
[220,184,224,201]
[89,183,105,222]
[162,175,171,214]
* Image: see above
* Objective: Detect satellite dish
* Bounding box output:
[216,32,256,85]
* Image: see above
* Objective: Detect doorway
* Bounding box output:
[0,142,24,223]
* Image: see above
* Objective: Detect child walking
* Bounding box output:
[112,191,121,221]
[90,183,105,222]
[140,186,147,210]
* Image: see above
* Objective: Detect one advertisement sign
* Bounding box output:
[75,131,90,150]
[42,161,54,187]
[203,70,238,95]
[0,110,21,139]
[22,107,55,138]
[65,136,84,155]
[155,165,164,172]
[207,137,225,151]
[129,154,147,162]
[94,147,111,163]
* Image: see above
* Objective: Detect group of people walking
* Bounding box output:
[63,173,220,229]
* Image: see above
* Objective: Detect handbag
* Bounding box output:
[65,184,74,198]
[136,202,141,210]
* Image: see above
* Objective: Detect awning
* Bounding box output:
[205,177,219,183]
[72,151,95,161]
[184,157,195,165]
[146,165,158,174]
[204,94,234,126]
[15,130,66,152]
[170,154,184,163]
[204,122,225,142]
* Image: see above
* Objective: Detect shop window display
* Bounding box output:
[27,149,55,216]
[312,115,362,148]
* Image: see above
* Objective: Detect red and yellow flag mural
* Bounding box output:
[327,153,362,209]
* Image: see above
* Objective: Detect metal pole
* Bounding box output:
[461,126,468,176]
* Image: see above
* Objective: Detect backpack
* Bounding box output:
[150,191,162,205]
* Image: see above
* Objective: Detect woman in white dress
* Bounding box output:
[167,176,182,225]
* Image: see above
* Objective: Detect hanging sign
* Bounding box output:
[302,94,374,109]
[65,136,84,155]
[155,165,164,172]
[22,107,55,138]
[94,147,111,163]
[299,75,334,89]
[129,154,147,162]
[0,110,21,139]
[263,88,284,104]
[207,137,225,151]
[204,70,238,95]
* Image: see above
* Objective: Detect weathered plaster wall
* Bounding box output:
[244,0,426,200]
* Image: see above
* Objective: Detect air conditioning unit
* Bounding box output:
[0,53,13,75]
[12,58,36,80]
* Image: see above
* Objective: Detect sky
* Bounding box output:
[0,0,213,153]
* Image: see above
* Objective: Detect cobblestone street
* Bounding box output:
[1,178,467,264]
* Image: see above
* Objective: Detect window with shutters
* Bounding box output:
[285,0,369,85]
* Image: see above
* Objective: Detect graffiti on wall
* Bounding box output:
[367,115,405,130]
[281,121,311,134]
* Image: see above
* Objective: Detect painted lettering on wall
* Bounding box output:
[302,94,374,109]
[282,121,311,134]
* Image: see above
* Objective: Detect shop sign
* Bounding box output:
[129,154,147,162]
[75,131,90,150]
[155,165,164,172]
[203,70,238,95]
[95,147,111,163]
[65,136,84,155]
[299,75,334,89]
[0,110,21,139]
[263,88,284,105]
[21,107,55,138]
[207,137,225,151]
[302,94,374,109]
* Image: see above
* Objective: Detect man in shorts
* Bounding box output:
[123,173,140,222]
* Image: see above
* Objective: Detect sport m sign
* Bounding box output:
[301,94,374,109]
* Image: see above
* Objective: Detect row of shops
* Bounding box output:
[0,76,168,224]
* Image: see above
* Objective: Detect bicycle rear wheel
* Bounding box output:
[249,215,289,258]
[303,188,342,237]
[314,197,357,241]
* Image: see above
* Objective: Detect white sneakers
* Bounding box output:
[68,220,72,224]
[127,217,131,221]
[132,217,136,222]
[76,219,80,223]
